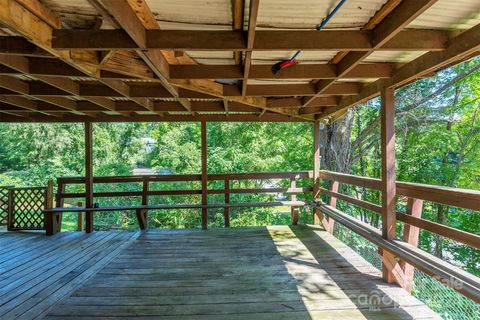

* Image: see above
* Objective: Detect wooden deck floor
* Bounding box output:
[0,226,440,319]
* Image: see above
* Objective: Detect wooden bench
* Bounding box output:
[43,201,307,235]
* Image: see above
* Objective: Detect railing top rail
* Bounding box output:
[57,171,313,184]
[319,170,480,211]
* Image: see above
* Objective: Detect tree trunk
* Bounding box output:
[320,110,354,173]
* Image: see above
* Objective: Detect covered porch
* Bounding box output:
[0,0,479,319]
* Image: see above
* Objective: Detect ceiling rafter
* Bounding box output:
[0,0,159,115]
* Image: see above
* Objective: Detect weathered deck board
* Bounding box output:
[42,225,440,320]
[0,230,138,319]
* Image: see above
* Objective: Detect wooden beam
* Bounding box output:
[51,29,449,51]
[85,121,94,233]
[313,121,323,225]
[381,87,396,283]
[16,0,61,29]
[99,0,177,98]
[0,112,308,122]
[201,121,208,230]
[169,63,395,80]
[302,0,438,108]
[0,36,51,57]
[1,81,360,98]
[0,57,395,80]
[242,0,260,96]
[0,0,160,113]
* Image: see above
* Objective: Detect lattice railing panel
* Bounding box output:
[9,187,47,230]
[0,187,11,226]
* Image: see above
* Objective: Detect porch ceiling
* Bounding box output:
[0,0,479,122]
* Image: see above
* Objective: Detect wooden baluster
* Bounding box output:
[224,179,230,227]
[139,178,149,229]
[327,180,339,233]
[313,121,322,225]
[400,197,423,292]
[55,181,65,231]
[135,179,148,230]
[290,178,299,225]
[201,121,208,230]
[6,188,13,231]
[45,180,60,235]
[85,121,94,233]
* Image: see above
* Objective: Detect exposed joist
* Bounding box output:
[0,55,115,112]
[51,29,449,51]
[0,81,362,98]
[98,0,176,99]
[0,36,51,57]
[0,56,395,80]
[0,112,306,123]
[0,0,161,113]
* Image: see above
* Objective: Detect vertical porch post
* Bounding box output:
[85,121,94,233]
[224,179,230,227]
[201,121,208,230]
[312,121,328,227]
[380,87,397,283]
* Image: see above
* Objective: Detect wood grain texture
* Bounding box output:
[40,226,439,319]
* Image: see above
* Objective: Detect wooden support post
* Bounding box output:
[313,122,321,224]
[85,121,94,233]
[290,178,299,225]
[380,87,397,283]
[224,179,230,227]
[201,121,208,230]
[55,181,65,230]
[400,197,424,292]
[313,121,329,228]
[45,180,60,235]
[141,178,149,229]
[327,180,339,233]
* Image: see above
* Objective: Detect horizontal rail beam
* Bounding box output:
[314,203,480,303]
[320,170,480,211]
[60,187,313,199]
[45,201,308,213]
[57,171,313,184]
[51,29,448,51]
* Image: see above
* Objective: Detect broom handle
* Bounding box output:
[289,0,348,61]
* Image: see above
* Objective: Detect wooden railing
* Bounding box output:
[42,169,480,303]
[315,170,480,303]
[51,171,313,232]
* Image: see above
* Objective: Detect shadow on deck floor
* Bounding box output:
[0,226,440,319]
